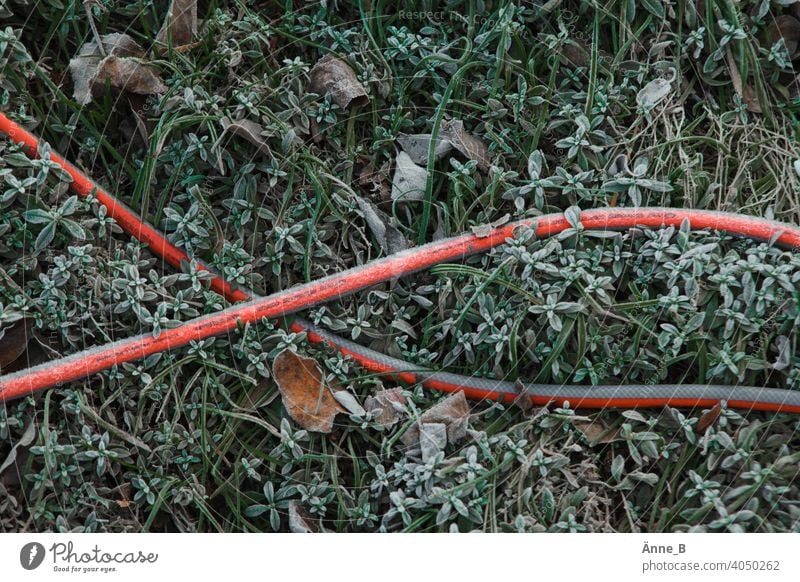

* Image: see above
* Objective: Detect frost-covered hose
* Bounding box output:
[291,319,800,414]
[0,113,250,303]
[2,111,800,413]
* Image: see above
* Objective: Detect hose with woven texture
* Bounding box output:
[2,111,800,414]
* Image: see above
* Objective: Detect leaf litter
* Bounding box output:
[69,33,167,105]
[272,349,344,433]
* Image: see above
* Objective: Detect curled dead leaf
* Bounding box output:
[94,56,168,96]
[220,117,273,159]
[440,119,491,171]
[308,54,368,109]
[272,349,344,433]
[636,76,673,111]
[353,195,408,254]
[157,0,197,48]
[69,33,166,105]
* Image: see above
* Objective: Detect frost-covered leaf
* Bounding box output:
[396,133,452,164]
[308,54,368,109]
[272,349,344,433]
[157,0,197,48]
[391,151,427,202]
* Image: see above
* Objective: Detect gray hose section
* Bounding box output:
[296,319,800,408]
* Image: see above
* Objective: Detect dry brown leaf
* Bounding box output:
[288,501,318,533]
[308,54,368,109]
[220,117,273,159]
[272,349,344,433]
[94,55,168,96]
[156,0,197,48]
[69,33,166,105]
[364,387,407,429]
[695,403,722,435]
[574,419,622,445]
[0,318,33,370]
[559,40,590,68]
[440,119,490,171]
[401,391,470,450]
[725,48,762,113]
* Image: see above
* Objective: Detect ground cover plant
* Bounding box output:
[1,0,800,532]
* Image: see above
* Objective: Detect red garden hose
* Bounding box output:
[2,111,800,414]
[0,113,250,303]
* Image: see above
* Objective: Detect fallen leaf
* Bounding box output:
[574,419,622,445]
[772,335,792,371]
[157,0,197,48]
[94,55,168,96]
[333,390,366,417]
[695,403,722,435]
[288,501,318,533]
[559,40,590,68]
[391,151,428,202]
[364,388,407,429]
[69,33,166,105]
[402,391,470,450]
[606,153,630,177]
[724,48,762,113]
[0,420,36,477]
[440,119,491,171]
[510,379,533,412]
[272,349,345,433]
[353,195,408,254]
[636,76,673,111]
[419,422,447,462]
[396,133,453,165]
[742,85,762,114]
[220,117,273,159]
[0,318,33,370]
[308,54,368,109]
